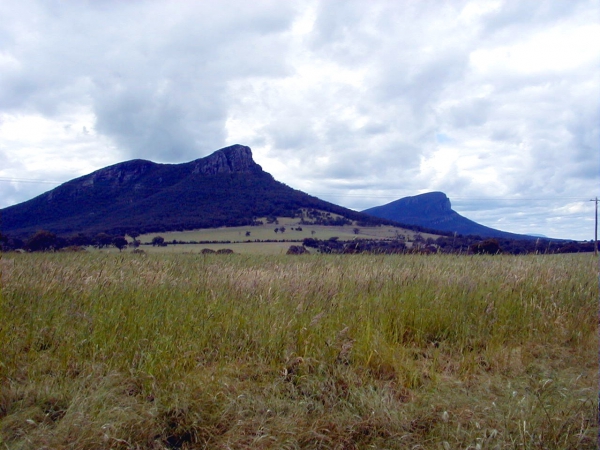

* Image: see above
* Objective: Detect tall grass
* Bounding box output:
[0,253,597,449]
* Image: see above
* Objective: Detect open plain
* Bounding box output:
[0,252,597,449]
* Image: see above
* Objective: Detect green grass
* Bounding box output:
[0,253,597,449]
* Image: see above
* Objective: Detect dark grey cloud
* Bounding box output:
[0,0,296,161]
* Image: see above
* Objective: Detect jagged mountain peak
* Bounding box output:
[191,144,262,175]
[82,144,261,183]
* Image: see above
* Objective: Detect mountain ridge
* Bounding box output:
[1,144,395,237]
[2,145,544,241]
[362,191,540,240]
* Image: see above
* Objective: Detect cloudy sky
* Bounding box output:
[1,0,598,240]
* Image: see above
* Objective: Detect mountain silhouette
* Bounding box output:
[362,191,538,240]
[1,145,392,237]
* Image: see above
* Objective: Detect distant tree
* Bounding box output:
[26,230,58,252]
[302,238,319,248]
[557,243,581,253]
[151,236,165,247]
[95,233,113,248]
[113,236,128,252]
[245,231,251,237]
[0,232,7,251]
[471,239,501,255]
[128,231,141,247]
[69,233,92,247]
[5,236,24,251]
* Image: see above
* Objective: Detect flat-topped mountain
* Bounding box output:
[1,145,391,237]
[362,192,538,240]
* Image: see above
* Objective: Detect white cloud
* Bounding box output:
[0,0,598,240]
[471,23,600,75]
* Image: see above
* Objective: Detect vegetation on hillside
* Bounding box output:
[1,163,396,238]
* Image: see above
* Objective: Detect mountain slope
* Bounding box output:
[362,192,538,240]
[1,145,390,237]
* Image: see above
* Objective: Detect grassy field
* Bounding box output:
[126,219,440,255]
[135,242,313,256]
[133,218,439,246]
[0,252,597,449]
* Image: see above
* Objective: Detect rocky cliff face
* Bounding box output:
[47,145,262,202]
[191,144,262,175]
[80,160,157,188]
[362,192,453,223]
[398,192,452,214]
[49,145,264,204]
[74,144,261,190]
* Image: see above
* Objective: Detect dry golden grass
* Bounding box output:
[132,218,434,247]
[0,252,597,449]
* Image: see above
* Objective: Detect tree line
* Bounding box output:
[0,230,132,252]
[0,229,595,254]
[301,236,596,255]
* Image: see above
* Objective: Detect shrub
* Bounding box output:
[470,239,501,255]
[287,245,308,255]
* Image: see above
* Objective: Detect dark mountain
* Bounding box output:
[1,144,391,237]
[362,191,539,240]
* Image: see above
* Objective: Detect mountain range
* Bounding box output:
[1,144,538,240]
[0,145,392,237]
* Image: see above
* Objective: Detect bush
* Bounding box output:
[287,245,308,255]
[26,230,58,252]
[59,245,87,252]
[152,236,166,247]
[470,239,501,255]
[113,236,128,252]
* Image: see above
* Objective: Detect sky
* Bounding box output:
[0,0,598,241]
